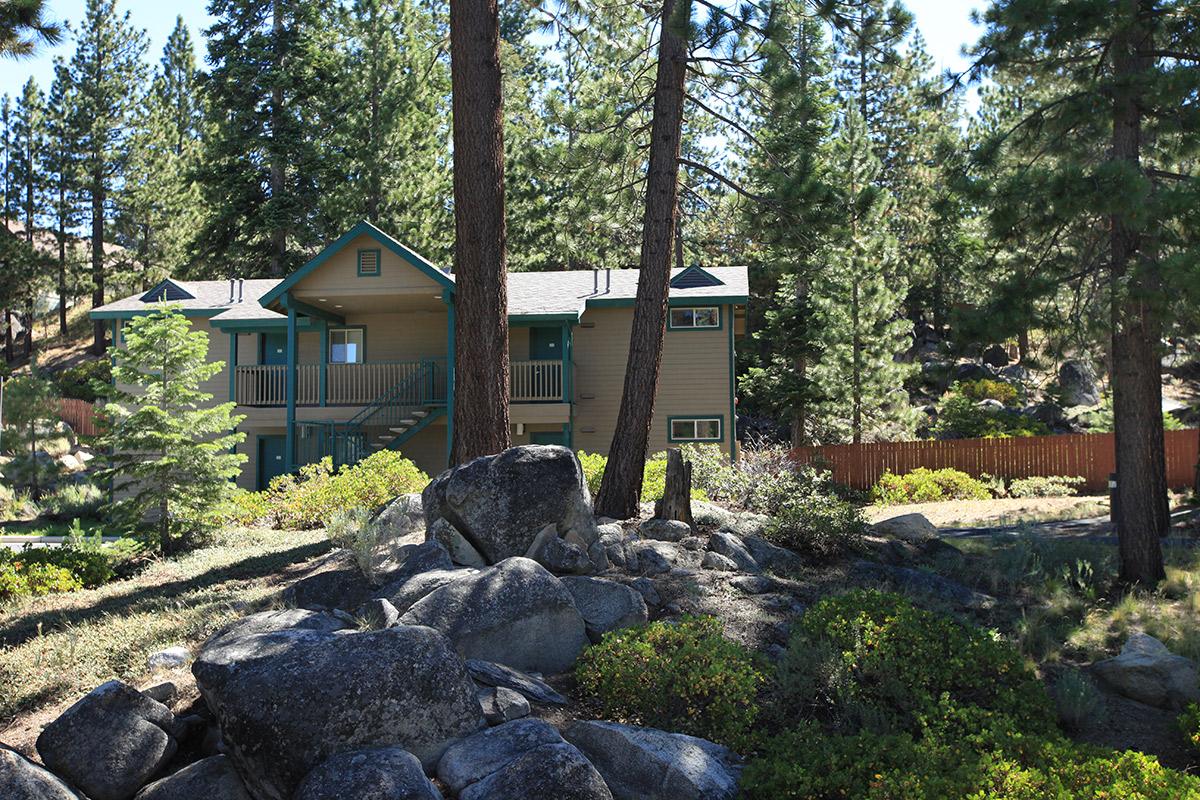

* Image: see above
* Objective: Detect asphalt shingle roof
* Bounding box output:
[94,267,748,321]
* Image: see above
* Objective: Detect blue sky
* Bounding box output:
[2,0,986,110]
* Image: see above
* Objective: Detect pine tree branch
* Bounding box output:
[1146,167,1192,182]
[677,157,771,205]
[1141,49,1200,61]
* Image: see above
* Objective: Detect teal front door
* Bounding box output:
[529,327,560,360]
[261,332,287,365]
[257,435,288,489]
[530,430,567,446]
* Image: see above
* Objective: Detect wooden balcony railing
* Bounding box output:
[235,358,564,407]
[511,359,564,402]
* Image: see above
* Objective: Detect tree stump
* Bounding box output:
[654,448,694,527]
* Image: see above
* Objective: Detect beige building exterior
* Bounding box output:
[93,222,748,489]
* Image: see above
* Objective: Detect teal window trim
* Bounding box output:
[328,324,367,364]
[357,248,382,277]
[667,415,724,443]
[667,305,723,331]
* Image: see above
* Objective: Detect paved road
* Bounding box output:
[1,535,121,552]
[940,508,1199,547]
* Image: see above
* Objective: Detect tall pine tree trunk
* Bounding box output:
[449,0,511,464]
[595,0,688,519]
[57,221,67,338]
[791,274,809,448]
[90,169,106,355]
[1111,0,1165,585]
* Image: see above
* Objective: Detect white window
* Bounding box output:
[669,306,720,329]
[329,328,364,363]
[670,417,722,442]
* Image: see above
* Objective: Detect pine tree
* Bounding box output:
[198,0,339,278]
[449,0,511,463]
[738,2,839,446]
[100,306,246,554]
[120,16,205,281]
[970,0,1200,584]
[0,0,62,58]
[46,57,82,338]
[321,0,452,261]
[809,106,915,444]
[67,0,149,354]
[10,77,47,357]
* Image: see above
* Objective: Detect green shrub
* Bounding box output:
[40,482,104,521]
[325,507,380,581]
[577,450,708,505]
[54,360,111,403]
[765,488,865,561]
[1008,475,1086,499]
[1180,703,1200,753]
[263,451,429,529]
[12,526,146,588]
[0,558,82,601]
[871,467,991,505]
[741,591,1198,799]
[1086,395,1185,433]
[932,393,1049,439]
[575,616,765,749]
[957,379,1020,406]
[222,489,272,526]
[787,591,1054,735]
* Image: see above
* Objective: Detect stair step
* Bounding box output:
[379,435,396,442]
[370,443,384,449]
[413,411,429,418]
[398,419,418,426]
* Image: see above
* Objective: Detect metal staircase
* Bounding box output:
[295,359,446,470]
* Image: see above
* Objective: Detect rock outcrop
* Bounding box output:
[192,624,484,800]
[399,557,589,673]
[132,755,251,800]
[1092,633,1200,710]
[36,680,186,800]
[293,748,441,800]
[423,445,605,570]
[565,720,742,800]
[0,745,82,800]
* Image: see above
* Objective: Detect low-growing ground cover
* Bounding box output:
[0,527,328,725]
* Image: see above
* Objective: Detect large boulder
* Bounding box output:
[741,535,803,573]
[561,576,649,643]
[707,532,759,573]
[639,518,691,543]
[192,624,484,800]
[0,745,81,800]
[399,557,589,673]
[1091,633,1200,710]
[377,567,479,613]
[37,680,186,800]
[460,742,613,800]
[1058,359,1101,407]
[871,513,938,543]
[423,445,602,568]
[565,720,741,800]
[191,609,351,692]
[133,756,250,800]
[478,686,531,725]
[437,720,611,800]
[436,719,564,796]
[293,748,440,800]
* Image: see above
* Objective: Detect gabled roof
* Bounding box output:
[140,279,194,302]
[91,279,280,320]
[508,266,748,320]
[670,265,724,289]
[258,220,455,308]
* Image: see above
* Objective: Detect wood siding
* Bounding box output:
[291,233,443,298]
[572,306,732,457]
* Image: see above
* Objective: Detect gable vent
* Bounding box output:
[140,280,194,303]
[358,249,381,276]
[670,266,723,290]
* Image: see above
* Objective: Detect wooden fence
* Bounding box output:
[791,429,1200,494]
[57,398,98,437]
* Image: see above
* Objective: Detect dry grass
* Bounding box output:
[865,496,1112,529]
[0,527,329,725]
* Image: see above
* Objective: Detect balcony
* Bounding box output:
[235,358,566,407]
